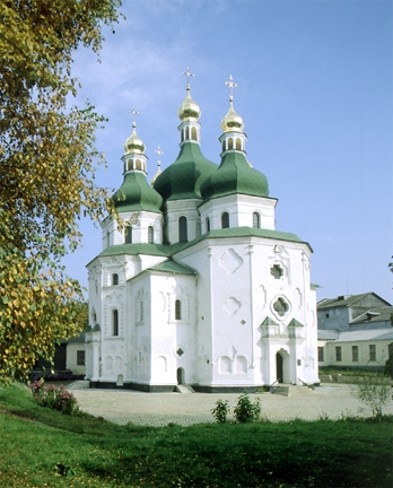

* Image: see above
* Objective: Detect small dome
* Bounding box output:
[113,172,163,212]
[178,88,201,121]
[124,124,145,154]
[220,102,244,133]
[201,152,269,201]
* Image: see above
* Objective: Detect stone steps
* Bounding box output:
[67,380,90,390]
[270,385,290,396]
[270,384,316,396]
[175,384,195,394]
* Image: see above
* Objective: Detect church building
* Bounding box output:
[85,73,319,391]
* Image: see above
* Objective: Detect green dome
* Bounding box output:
[112,172,163,212]
[153,142,217,201]
[200,152,269,201]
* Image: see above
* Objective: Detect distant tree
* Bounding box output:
[384,343,393,380]
[389,257,393,324]
[353,379,391,420]
[0,1,121,381]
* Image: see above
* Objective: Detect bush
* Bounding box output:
[211,399,230,423]
[29,379,78,415]
[233,394,261,423]
[353,380,392,420]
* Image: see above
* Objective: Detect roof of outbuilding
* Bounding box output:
[334,328,393,342]
[318,330,340,340]
[349,306,393,325]
[317,292,391,310]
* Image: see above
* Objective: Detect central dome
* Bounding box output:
[153,143,217,201]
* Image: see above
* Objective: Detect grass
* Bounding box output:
[0,383,392,487]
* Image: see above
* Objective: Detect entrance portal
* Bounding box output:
[276,352,283,383]
[176,367,185,385]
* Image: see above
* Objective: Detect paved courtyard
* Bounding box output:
[69,383,393,426]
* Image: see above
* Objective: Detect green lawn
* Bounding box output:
[0,383,392,487]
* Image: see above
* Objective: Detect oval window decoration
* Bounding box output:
[272,296,290,318]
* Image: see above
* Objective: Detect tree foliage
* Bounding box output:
[353,378,392,420]
[0,0,121,380]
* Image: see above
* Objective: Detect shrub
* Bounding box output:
[353,380,392,420]
[29,379,78,415]
[211,399,230,423]
[233,394,261,423]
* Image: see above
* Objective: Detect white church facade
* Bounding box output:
[85,75,319,391]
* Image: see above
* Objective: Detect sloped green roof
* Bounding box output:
[149,259,196,275]
[288,318,304,327]
[98,242,187,258]
[153,142,217,201]
[92,227,311,265]
[204,227,306,244]
[261,316,279,326]
[112,172,163,212]
[200,151,269,201]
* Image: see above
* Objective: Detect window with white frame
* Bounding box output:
[335,346,342,362]
[221,212,229,229]
[175,299,182,320]
[77,350,85,366]
[252,211,260,228]
[179,216,188,242]
[318,347,324,362]
[369,344,376,361]
[148,226,154,244]
[112,309,119,336]
[352,345,358,362]
[124,224,132,244]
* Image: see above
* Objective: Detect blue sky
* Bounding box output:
[63,0,393,303]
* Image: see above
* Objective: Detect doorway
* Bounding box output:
[276,352,283,383]
[177,367,185,385]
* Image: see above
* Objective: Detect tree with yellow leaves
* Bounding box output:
[0,0,121,380]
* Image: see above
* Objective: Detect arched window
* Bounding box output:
[135,159,142,170]
[185,127,190,140]
[113,309,119,336]
[175,300,182,320]
[206,217,210,232]
[124,225,132,244]
[191,127,197,140]
[221,212,230,229]
[106,231,110,247]
[222,141,226,153]
[112,273,119,286]
[236,138,242,150]
[252,212,260,228]
[148,226,154,244]
[228,138,234,150]
[179,216,188,242]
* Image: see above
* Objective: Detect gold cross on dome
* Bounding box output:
[225,74,237,101]
[128,106,141,127]
[182,66,195,86]
[155,145,163,166]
